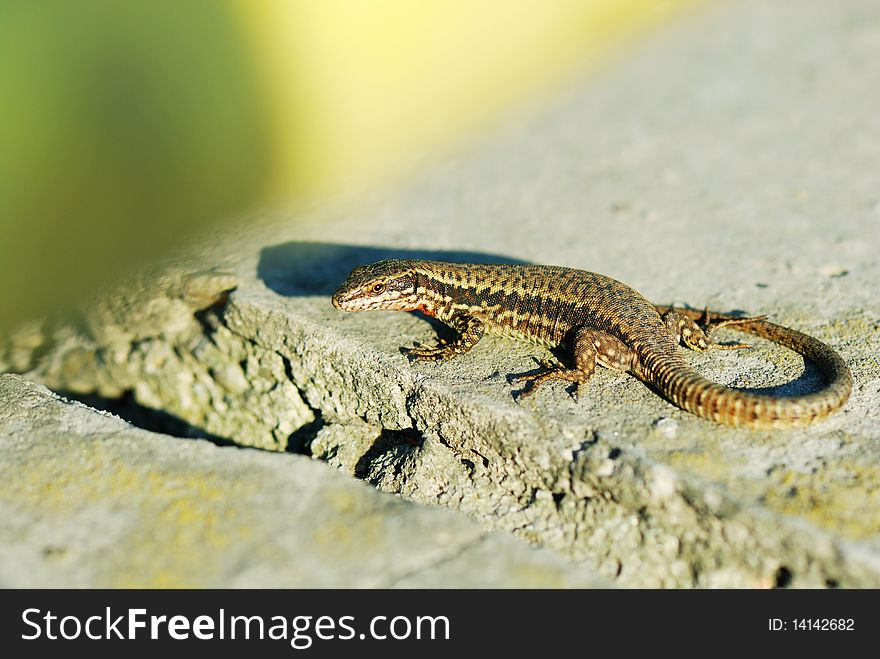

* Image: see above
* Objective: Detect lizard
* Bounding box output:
[331,259,852,428]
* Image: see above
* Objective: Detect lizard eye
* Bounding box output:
[371,282,386,294]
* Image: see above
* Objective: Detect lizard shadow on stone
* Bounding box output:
[258,241,528,298]
[723,358,825,397]
[258,241,528,338]
[641,352,825,401]
[505,345,825,403]
[506,356,825,408]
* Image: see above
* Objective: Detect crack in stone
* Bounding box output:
[379,535,488,588]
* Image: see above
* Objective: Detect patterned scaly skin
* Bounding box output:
[331,259,852,428]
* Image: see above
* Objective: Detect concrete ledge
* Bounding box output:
[3,0,879,587]
[0,375,605,588]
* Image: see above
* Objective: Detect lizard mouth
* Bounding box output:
[332,288,419,312]
[331,289,358,310]
[331,288,385,311]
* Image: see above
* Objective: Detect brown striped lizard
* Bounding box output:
[331,260,851,428]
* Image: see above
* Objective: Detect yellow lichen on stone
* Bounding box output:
[311,510,384,555]
[761,460,880,540]
[3,439,259,587]
[656,443,880,541]
[661,447,745,483]
[826,316,880,342]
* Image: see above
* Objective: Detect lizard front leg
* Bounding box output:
[403,314,485,362]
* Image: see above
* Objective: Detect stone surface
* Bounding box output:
[0,375,605,588]
[4,0,880,587]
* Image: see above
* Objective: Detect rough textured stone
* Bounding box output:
[0,375,605,588]
[30,267,314,451]
[4,0,880,587]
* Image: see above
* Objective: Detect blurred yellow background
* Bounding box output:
[0,0,699,329]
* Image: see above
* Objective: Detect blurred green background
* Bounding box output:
[0,0,698,330]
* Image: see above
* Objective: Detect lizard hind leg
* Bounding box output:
[512,327,633,401]
[662,308,759,352]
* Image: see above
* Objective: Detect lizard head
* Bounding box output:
[332,259,420,312]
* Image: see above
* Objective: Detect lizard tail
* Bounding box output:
[647,307,852,428]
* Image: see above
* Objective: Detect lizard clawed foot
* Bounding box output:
[402,332,468,361]
[401,342,446,361]
[509,358,560,384]
[531,356,561,372]
[512,386,535,402]
[699,307,766,332]
[512,378,555,401]
[510,358,587,402]
[510,368,557,400]
[702,313,767,351]
[510,355,552,378]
